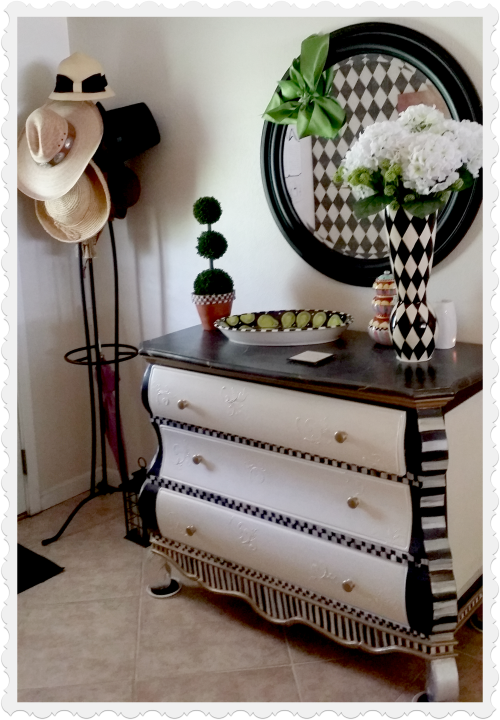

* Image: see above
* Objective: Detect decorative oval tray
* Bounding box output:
[214,310,353,346]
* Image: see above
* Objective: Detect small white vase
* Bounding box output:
[435,300,457,349]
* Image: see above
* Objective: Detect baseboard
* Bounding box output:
[40,468,121,512]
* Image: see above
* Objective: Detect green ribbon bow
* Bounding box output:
[263,34,346,140]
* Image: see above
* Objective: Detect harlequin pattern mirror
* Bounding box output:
[261,22,482,287]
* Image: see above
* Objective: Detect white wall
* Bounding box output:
[17,15,483,510]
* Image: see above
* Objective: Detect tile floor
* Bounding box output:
[17,491,483,703]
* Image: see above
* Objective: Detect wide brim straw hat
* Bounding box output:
[18,100,103,201]
[49,52,115,102]
[35,160,111,243]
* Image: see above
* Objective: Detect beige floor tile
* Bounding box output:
[135,665,299,702]
[287,624,425,702]
[18,680,133,702]
[293,656,424,703]
[456,652,483,702]
[18,596,139,689]
[18,558,143,607]
[136,588,290,681]
[456,622,483,660]
[18,491,123,549]
[29,515,146,572]
[285,622,340,664]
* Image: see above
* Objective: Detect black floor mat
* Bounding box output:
[17,544,64,593]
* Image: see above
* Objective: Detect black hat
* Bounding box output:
[100,102,160,162]
[93,102,160,218]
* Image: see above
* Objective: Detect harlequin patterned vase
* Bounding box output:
[385,206,437,362]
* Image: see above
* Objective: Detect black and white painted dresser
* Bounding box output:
[138,327,482,702]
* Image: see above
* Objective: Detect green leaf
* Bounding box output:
[323,66,335,94]
[263,91,283,115]
[370,170,384,192]
[315,96,346,127]
[296,102,314,138]
[300,34,329,90]
[307,102,341,139]
[289,58,305,89]
[353,194,393,219]
[402,199,445,218]
[315,75,325,96]
[458,166,475,190]
[277,80,301,100]
[264,100,299,124]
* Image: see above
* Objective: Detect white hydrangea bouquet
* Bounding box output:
[334,104,482,219]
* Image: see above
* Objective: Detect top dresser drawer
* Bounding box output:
[148,366,406,476]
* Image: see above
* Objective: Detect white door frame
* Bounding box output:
[17,276,42,516]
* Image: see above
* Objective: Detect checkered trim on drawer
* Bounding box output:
[152,416,418,486]
[149,475,413,564]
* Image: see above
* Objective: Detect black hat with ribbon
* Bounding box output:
[49,52,115,102]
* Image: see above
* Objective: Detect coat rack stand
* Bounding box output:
[42,221,143,546]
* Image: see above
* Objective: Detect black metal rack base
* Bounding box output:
[41,221,148,547]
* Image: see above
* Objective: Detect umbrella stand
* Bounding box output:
[41,221,142,546]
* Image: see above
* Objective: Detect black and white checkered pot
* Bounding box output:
[385,206,437,363]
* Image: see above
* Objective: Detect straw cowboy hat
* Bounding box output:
[35,160,111,243]
[17,100,103,201]
[49,52,115,102]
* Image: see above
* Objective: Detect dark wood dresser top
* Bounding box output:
[140,326,482,410]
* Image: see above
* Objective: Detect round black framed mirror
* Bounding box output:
[261,22,483,287]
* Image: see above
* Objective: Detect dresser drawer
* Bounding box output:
[159,425,412,551]
[149,366,407,475]
[155,487,409,626]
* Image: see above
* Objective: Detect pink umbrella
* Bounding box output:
[96,363,128,477]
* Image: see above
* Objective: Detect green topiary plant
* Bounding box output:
[193,268,234,295]
[192,196,234,294]
[196,230,227,261]
[192,196,235,330]
[193,196,222,225]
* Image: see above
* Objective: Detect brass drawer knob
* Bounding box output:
[192,455,203,465]
[335,431,347,443]
[186,526,196,536]
[177,399,189,409]
[342,579,355,593]
[347,496,359,509]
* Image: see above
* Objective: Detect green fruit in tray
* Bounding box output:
[226,315,240,327]
[240,313,256,325]
[327,313,343,327]
[218,321,230,328]
[281,312,296,328]
[296,311,311,328]
[312,311,327,328]
[257,314,279,329]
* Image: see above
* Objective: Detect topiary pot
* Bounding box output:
[192,291,235,331]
